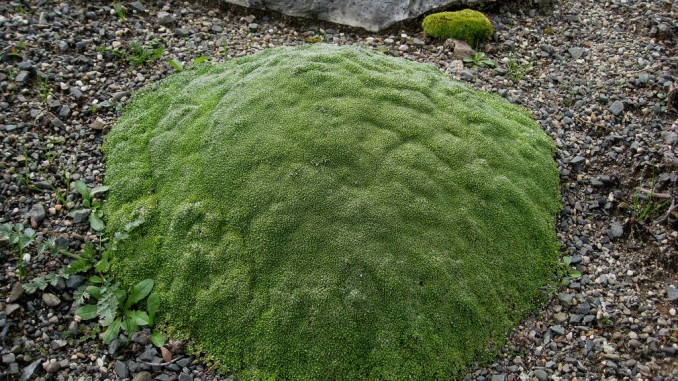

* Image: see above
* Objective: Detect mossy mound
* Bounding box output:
[422,9,494,46]
[103,44,560,380]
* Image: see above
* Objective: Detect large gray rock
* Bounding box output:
[221,0,535,31]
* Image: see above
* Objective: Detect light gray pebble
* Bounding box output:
[42,293,61,307]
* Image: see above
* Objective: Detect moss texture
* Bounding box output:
[422,9,494,46]
[103,44,560,380]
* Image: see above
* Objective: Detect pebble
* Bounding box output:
[42,293,61,307]
[608,221,624,239]
[132,371,153,381]
[157,11,176,25]
[28,203,46,223]
[609,100,624,116]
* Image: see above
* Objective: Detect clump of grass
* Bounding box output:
[103,45,560,379]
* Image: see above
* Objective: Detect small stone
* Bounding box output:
[65,274,84,289]
[175,28,191,37]
[554,312,568,323]
[570,156,585,164]
[157,11,175,25]
[452,39,474,60]
[8,282,24,303]
[243,15,256,23]
[28,203,46,223]
[549,325,565,336]
[42,360,60,373]
[129,1,146,12]
[2,353,15,364]
[139,347,157,362]
[608,222,624,239]
[115,360,129,379]
[398,44,409,52]
[59,105,71,117]
[161,346,172,363]
[90,117,106,130]
[248,23,259,31]
[42,293,61,307]
[178,374,193,381]
[132,371,153,381]
[16,71,30,82]
[57,41,69,52]
[176,357,191,367]
[491,375,506,381]
[69,86,83,100]
[19,359,42,381]
[667,284,678,301]
[72,209,91,224]
[68,321,79,336]
[5,304,20,315]
[533,369,548,381]
[51,117,64,128]
[568,47,585,60]
[109,339,123,355]
[132,331,151,345]
[609,100,624,116]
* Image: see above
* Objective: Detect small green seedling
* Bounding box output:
[128,41,165,67]
[23,267,71,293]
[0,223,37,280]
[559,256,582,286]
[69,180,109,231]
[505,54,532,83]
[113,3,126,22]
[463,52,496,68]
[168,55,209,72]
[75,278,165,346]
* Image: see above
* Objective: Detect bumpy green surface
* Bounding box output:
[103,44,560,380]
[422,9,494,46]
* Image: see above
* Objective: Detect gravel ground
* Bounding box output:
[0,0,676,380]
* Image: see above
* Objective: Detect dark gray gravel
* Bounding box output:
[0,0,675,380]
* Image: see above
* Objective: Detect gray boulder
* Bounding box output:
[221,0,554,32]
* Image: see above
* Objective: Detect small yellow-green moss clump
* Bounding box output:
[423,9,494,46]
[103,45,560,380]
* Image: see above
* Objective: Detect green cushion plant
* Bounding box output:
[103,44,560,380]
[422,9,494,46]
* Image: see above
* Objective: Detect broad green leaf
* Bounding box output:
[83,199,91,208]
[89,275,104,284]
[121,317,139,333]
[127,310,150,326]
[76,304,98,320]
[114,289,126,304]
[169,59,184,72]
[147,292,160,326]
[569,270,582,278]
[89,212,105,231]
[90,186,110,197]
[102,318,122,344]
[151,47,165,60]
[126,279,154,307]
[74,180,90,200]
[562,256,572,266]
[150,331,166,347]
[95,256,110,273]
[193,55,209,64]
[86,286,102,299]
